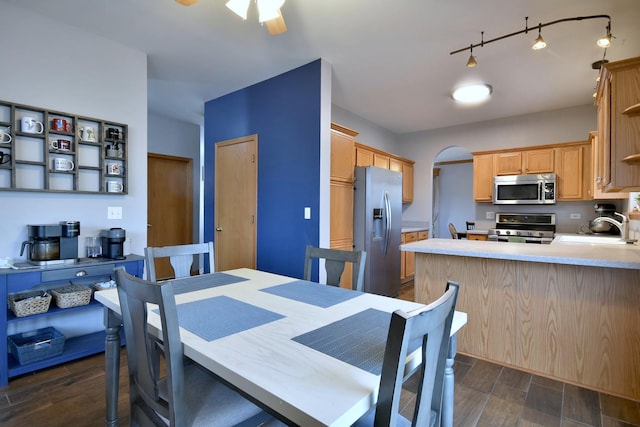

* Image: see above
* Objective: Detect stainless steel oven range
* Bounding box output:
[488,213,556,244]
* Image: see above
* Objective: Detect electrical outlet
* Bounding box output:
[486,211,495,220]
[107,206,122,219]
[570,213,581,219]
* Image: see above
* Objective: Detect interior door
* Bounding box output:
[147,153,193,279]
[214,135,257,270]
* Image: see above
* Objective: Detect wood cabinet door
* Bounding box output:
[402,162,414,204]
[523,148,554,174]
[330,130,355,182]
[473,154,494,201]
[373,153,390,169]
[330,181,354,245]
[556,145,583,200]
[494,152,522,175]
[355,147,373,167]
[404,232,418,278]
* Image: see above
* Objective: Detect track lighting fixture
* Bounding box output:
[531,25,546,50]
[466,46,478,68]
[450,15,612,67]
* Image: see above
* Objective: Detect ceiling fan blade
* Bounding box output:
[175,0,200,5]
[265,9,287,35]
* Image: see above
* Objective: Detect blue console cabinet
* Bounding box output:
[0,256,144,387]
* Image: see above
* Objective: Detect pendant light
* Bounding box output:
[226,0,250,20]
[531,25,546,50]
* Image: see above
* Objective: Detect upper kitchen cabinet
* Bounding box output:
[330,123,358,251]
[589,131,627,200]
[555,143,586,200]
[494,148,554,175]
[330,123,357,183]
[473,153,494,202]
[354,142,415,204]
[595,56,640,191]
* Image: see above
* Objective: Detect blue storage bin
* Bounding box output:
[8,327,65,365]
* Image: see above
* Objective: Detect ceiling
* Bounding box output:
[4,0,640,135]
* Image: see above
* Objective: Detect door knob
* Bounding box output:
[216,227,223,232]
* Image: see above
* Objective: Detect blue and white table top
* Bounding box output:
[95,268,466,426]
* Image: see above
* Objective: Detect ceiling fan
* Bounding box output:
[175,0,288,35]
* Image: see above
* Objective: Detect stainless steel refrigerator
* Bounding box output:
[354,166,402,296]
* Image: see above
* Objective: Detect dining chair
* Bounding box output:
[114,267,269,427]
[303,245,367,292]
[145,242,214,282]
[353,281,460,427]
[448,223,458,239]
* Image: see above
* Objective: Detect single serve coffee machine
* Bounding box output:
[100,228,126,260]
[20,221,80,265]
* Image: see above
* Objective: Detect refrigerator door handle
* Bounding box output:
[384,190,391,256]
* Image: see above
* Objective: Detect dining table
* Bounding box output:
[95,268,467,427]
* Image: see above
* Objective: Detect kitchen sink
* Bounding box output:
[553,234,630,245]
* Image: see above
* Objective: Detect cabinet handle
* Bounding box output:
[76,270,87,277]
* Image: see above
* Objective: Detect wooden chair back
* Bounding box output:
[145,242,214,282]
[303,245,367,292]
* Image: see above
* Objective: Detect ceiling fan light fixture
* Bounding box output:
[226,0,250,20]
[257,0,285,22]
[452,84,493,104]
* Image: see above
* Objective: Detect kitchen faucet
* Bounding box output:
[592,212,636,243]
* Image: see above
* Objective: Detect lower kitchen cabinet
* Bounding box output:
[401,230,428,282]
[0,255,144,386]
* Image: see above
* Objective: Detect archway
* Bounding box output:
[432,146,473,238]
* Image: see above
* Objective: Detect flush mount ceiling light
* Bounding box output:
[452,84,493,104]
[450,15,612,67]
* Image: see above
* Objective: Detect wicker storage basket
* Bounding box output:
[8,327,65,365]
[8,291,52,317]
[50,285,92,309]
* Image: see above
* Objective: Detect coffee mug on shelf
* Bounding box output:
[106,127,122,139]
[107,181,123,193]
[50,139,71,151]
[51,118,68,132]
[0,152,10,165]
[0,127,11,143]
[80,126,96,142]
[21,117,44,134]
[52,157,74,171]
[106,163,121,175]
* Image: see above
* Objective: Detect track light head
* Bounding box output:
[466,46,477,67]
[532,26,546,50]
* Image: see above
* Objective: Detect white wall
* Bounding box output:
[397,104,598,228]
[0,4,148,261]
[332,105,399,152]
[147,112,201,243]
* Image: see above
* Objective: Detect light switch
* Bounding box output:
[304,207,311,220]
[108,206,122,219]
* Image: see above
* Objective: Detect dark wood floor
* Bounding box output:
[1,281,638,426]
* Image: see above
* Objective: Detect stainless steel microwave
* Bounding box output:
[493,174,556,205]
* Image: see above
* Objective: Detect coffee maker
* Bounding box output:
[20,221,80,265]
[101,228,126,260]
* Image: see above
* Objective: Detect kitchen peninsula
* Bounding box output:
[401,237,640,401]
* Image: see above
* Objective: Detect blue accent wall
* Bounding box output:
[204,60,322,278]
